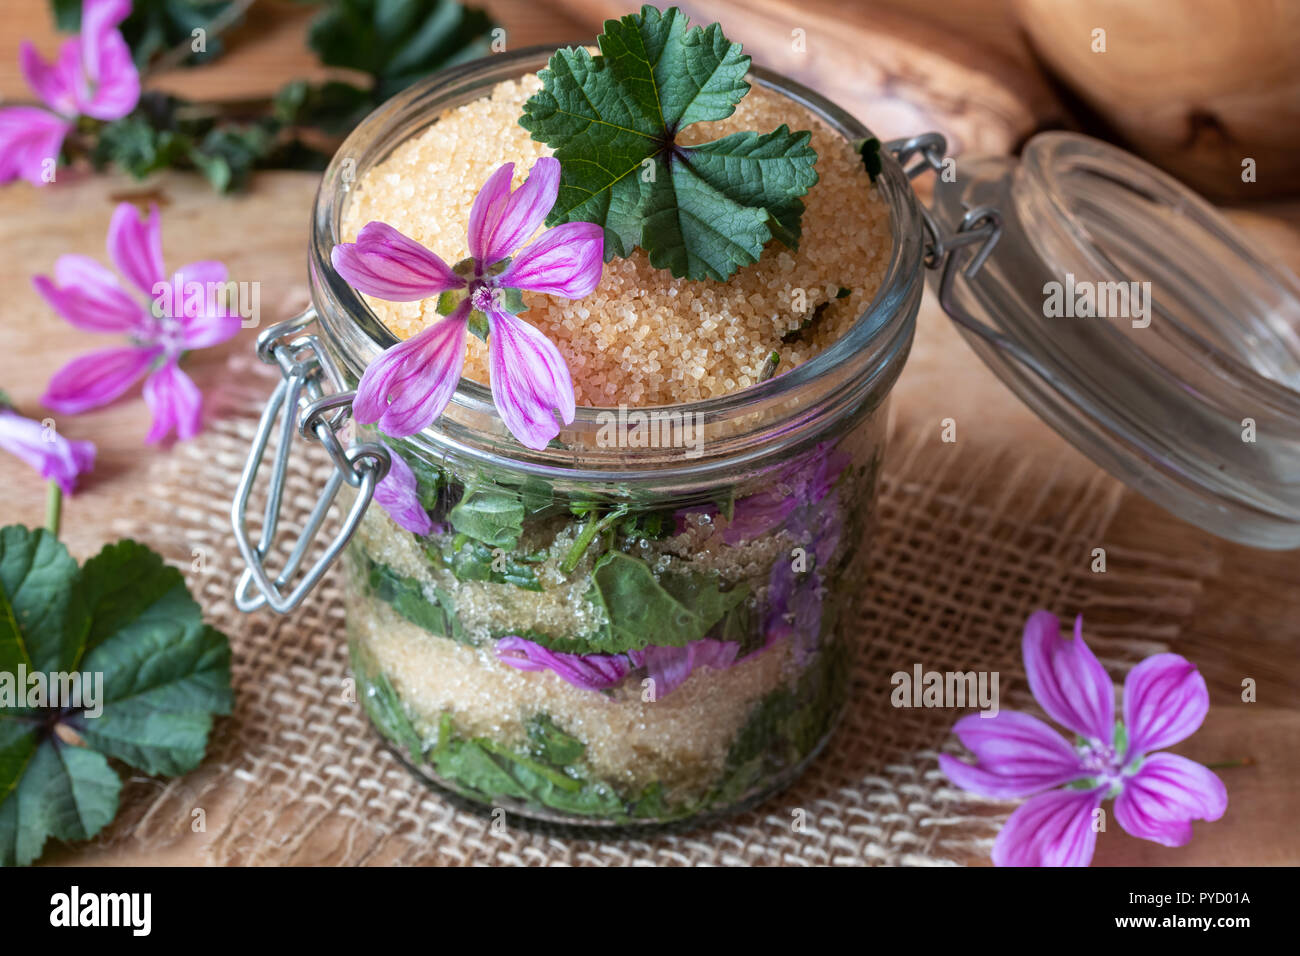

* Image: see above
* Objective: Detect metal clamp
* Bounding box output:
[231,308,390,613]
[886,133,1017,355]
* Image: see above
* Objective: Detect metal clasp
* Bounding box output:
[886,132,1013,351]
[231,308,390,613]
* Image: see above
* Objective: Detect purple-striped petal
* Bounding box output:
[1123,653,1210,757]
[940,711,1087,800]
[496,636,634,691]
[1114,753,1227,847]
[1023,611,1115,745]
[353,304,468,438]
[332,221,463,301]
[77,25,138,121]
[498,221,604,298]
[640,639,740,699]
[467,157,560,266]
[33,255,147,334]
[107,202,165,297]
[19,40,79,116]
[142,361,202,443]
[373,444,433,536]
[166,262,242,349]
[79,0,132,78]
[0,408,96,496]
[486,306,575,450]
[0,106,71,185]
[991,786,1107,867]
[42,345,160,414]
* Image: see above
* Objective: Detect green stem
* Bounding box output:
[1205,757,1255,770]
[560,505,630,574]
[44,482,62,538]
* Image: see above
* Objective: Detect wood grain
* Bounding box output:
[549,0,1065,154]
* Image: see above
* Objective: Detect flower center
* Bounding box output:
[469,282,498,313]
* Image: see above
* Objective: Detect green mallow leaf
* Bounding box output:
[308,0,496,101]
[0,529,232,866]
[584,551,748,652]
[0,526,88,677]
[351,645,425,762]
[0,739,121,869]
[443,540,543,591]
[366,561,471,645]
[519,4,819,281]
[526,714,585,765]
[449,486,525,550]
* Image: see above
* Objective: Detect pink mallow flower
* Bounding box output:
[331,156,603,450]
[0,0,140,185]
[373,443,433,536]
[940,611,1227,866]
[496,635,742,699]
[36,202,238,444]
[0,405,95,494]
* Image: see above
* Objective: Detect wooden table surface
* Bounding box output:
[2,0,1297,867]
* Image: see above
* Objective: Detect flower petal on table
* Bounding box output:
[19,40,79,115]
[991,786,1107,867]
[166,261,243,349]
[373,444,433,536]
[34,255,145,334]
[0,106,71,185]
[353,303,468,438]
[1022,611,1115,745]
[498,221,604,298]
[332,222,462,301]
[142,360,203,444]
[1114,752,1227,847]
[1123,653,1210,757]
[0,408,96,496]
[468,157,560,266]
[486,306,574,450]
[107,202,165,297]
[940,711,1086,800]
[42,345,160,414]
[77,27,139,121]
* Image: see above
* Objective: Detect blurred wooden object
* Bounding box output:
[547,0,1064,155]
[1014,0,1300,200]
[0,0,588,104]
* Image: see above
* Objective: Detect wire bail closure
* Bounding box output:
[231,308,390,613]
[885,133,1016,358]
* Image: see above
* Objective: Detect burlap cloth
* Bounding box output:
[89,349,1209,866]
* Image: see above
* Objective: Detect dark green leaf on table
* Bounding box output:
[51,0,247,70]
[0,528,232,866]
[308,0,496,101]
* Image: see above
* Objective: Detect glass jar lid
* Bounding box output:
[924,131,1300,549]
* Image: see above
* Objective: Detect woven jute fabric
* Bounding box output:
[93,353,1211,866]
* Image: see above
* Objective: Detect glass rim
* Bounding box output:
[308,46,924,479]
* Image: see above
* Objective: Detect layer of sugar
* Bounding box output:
[351,596,794,793]
[340,74,891,407]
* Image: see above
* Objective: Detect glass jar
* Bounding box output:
[232,48,924,833]
[233,44,1300,834]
